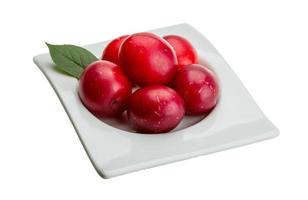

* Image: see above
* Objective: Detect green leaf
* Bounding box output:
[46,43,98,79]
[55,65,84,79]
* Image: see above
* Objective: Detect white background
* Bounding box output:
[0,0,307,199]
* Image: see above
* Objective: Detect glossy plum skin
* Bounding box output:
[101,35,129,65]
[119,32,178,86]
[128,85,185,133]
[79,60,132,117]
[163,35,198,67]
[172,64,219,115]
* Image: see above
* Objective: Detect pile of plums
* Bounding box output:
[78,33,219,133]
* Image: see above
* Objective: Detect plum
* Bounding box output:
[172,64,219,115]
[128,85,185,133]
[163,35,198,67]
[101,35,129,65]
[119,32,177,86]
[79,60,132,117]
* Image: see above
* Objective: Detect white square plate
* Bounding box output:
[33,23,279,178]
